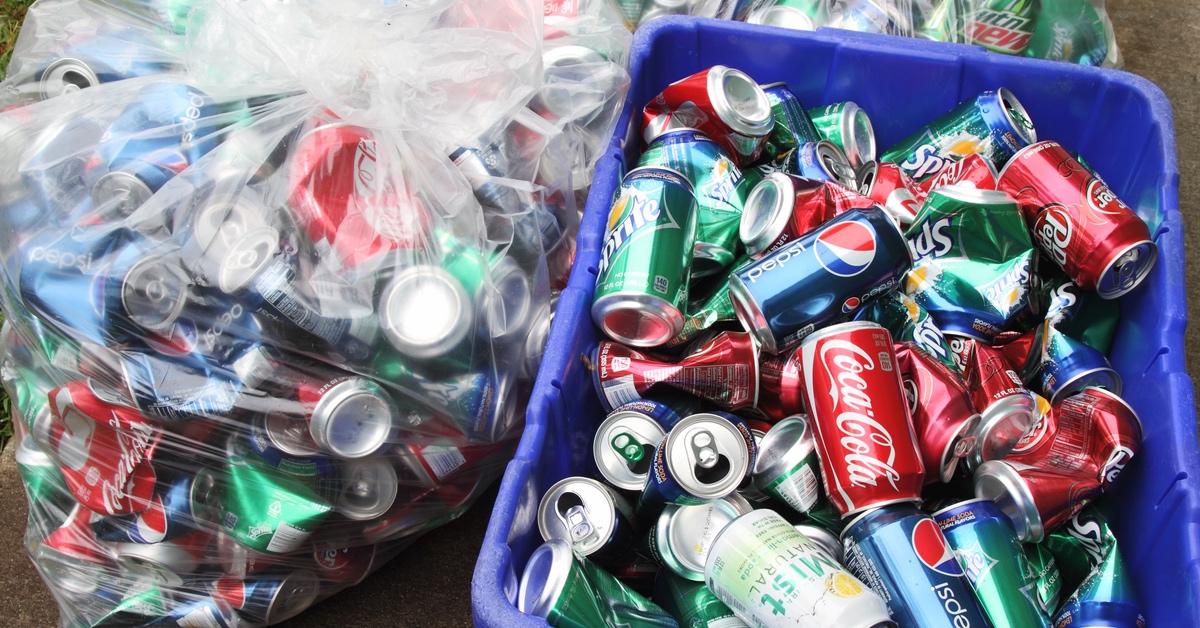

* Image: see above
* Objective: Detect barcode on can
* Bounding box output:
[601,374,640,408]
[265,521,310,553]
[878,351,893,372]
[422,444,467,481]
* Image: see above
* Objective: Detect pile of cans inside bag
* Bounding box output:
[1,1,630,626]
[516,64,1153,627]
[614,0,1119,67]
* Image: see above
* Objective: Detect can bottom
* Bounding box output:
[592,292,683,348]
[1096,239,1158,300]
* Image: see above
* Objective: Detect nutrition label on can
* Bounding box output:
[601,374,641,409]
[266,520,310,554]
[764,460,820,513]
[651,364,752,407]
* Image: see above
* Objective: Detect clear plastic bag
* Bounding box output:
[1,0,631,625]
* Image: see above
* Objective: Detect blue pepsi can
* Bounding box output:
[781,140,858,188]
[17,226,189,346]
[36,29,178,99]
[1025,326,1122,405]
[213,570,321,625]
[728,205,911,354]
[842,502,991,628]
[93,468,218,544]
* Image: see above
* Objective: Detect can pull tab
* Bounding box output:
[611,432,644,464]
[556,492,596,547]
[691,430,718,469]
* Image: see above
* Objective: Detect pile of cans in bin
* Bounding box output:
[517,64,1152,627]
[615,0,1120,67]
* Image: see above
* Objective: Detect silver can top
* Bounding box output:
[663,413,751,500]
[593,409,667,491]
[706,65,773,139]
[517,540,574,619]
[535,45,609,120]
[308,377,397,459]
[378,265,473,359]
[998,87,1037,146]
[655,493,753,581]
[739,171,795,258]
[974,460,1043,542]
[970,391,1036,468]
[793,523,843,564]
[481,257,533,343]
[121,253,189,333]
[39,57,100,99]
[814,140,858,190]
[188,197,273,275]
[263,413,322,457]
[91,170,153,220]
[218,225,282,294]
[537,476,631,558]
[115,541,195,587]
[753,414,816,483]
[333,458,399,521]
[839,101,876,168]
[260,569,320,625]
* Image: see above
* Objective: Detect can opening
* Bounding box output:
[694,455,732,484]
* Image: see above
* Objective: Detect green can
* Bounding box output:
[1046,508,1144,627]
[759,83,822,159]
[807,101,876,168]
[654,572,746,628]
[518,540,677,627]
[663,262,742,349]
[1037,274,1119,354]
[915,0,971,43]
[903,184,1036,340]
[1023,542,1063,616]
[1024,0,1116,66]
[15,436,67,505]
[935,498,1051,628]
[592,166,697,348]
[638,130,747,277]
[856,291,960,373]
[967,0,1039,55]
[1045,506,1117,594]
[745,0,830,30]
[881,88,1036,180]
[216,453,333,555]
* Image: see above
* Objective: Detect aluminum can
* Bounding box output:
[739,171,876,258]
[537,476,636,564]
[647,493,754,581]
[863,161,922,226]
[1024,0,1116,66]
[592,166,698,347]
[973,460,1100,543]
[654,571,747,628]
[760,82,822,157]
[35,29,177,99]
[828,0,913,35]
[729,206,911,354]
[934,498,1051,627]
[997,140,1156,299]
[705,509,892,627]
[755,347,804,421]
[808,101,876,168]
[855,291,959,373]
[1045,508,1144,627]
[643,65,774,165]
[947,334,1037,468]
[1024,542,1063,616]
[917,153,999,196]
[593,402,672,491]
[113,528,213,587]
[752,415,823,515]
[376,264,473,363]
[1021,323,1121,404]
[35,505,113,596]
[967,0,1038,55]
[326,457,399,521]
[746,0,829,31]
[882,88,1036,181]
[638,413,755,515]
[896,343,980,483]
[213,570,321,625]
[793,523,843,563]
[779,140,858,190]
[592,331,759,411]
[842,502,990,627]
[313,542,378,586]
[800,322,925,515]
[214,452,333,554]
[93,468,219,544]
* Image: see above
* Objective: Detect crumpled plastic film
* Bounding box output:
[0,0,631,625]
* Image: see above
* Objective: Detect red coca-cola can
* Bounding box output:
[799,322,925,516]
[862,161,922,226]
[756,347,804,421]
[642,65,774,165]
[997,140,1157,299]
[895,343,980,484]
[287,118,432,268]
[946,333,1036,469]
[46,380,161,517]
[592,331,760,411]
[917,153,998,196]
[738,172,877,258]
[974,459,1100,542]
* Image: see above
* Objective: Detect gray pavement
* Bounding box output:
[1,1,1196,626]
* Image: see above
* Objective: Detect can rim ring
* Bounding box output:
[1096,238,1158,300]
[998,87,1038,146]
[592,292,684,348]
[929,497,993,519]
[973,460,1043,542]
[739,171,794,258]
[39,57,100,99]
[971,392,1036,466]
[705,65,773,138]
[752,414,815,483]
[937,412,981,484]
[593,412,666,491]
[309,377,396,459]
[727,274,777,355]
[517,539,574,619]
[1048,367,1122,405]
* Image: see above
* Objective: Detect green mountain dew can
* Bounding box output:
[1024,0,1116,67]
[705,509,891,627]
[1024,542,1063,616]
[881,88,1036,181]
[654,571,747,628]
[518,539,676,627]
[638,130,748,277]
[935,499,1051,628]
[593,166,698,348]
[968,0,1039,55]
[217,454,333,554]
[807,102,876,168]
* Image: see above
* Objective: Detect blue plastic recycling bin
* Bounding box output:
[472,16,1198,627]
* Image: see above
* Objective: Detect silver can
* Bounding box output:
[378,265,473,360]
[91,170,153,219]
[537,476,635,562]
[308,376,397,459]
[753,415,823,515]
[121,253,189,334]
[648,493,753,581]
[38,57,100,99]
[480,256,533,344]
[639,413,754,513]
[593,407,668,491]
[329,458,399,521]
[793,523,844,563]
[115,536,207,588]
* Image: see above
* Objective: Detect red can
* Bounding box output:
[592,331,760,412]
[313,542,378,586]
[863,161,922,226]
[917,153,998,196]
[974,459,1099,542]
[36,505,114,596]
[46,380,161,516]
[738,172,877,258]
[756,346,805,421]
[287,118,431,268]
[642,65,774,165]
[895,343,980,484]
[997,140,1157,299]
[945,333,1036,468]
[799,322,925,516]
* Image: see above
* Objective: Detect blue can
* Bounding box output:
[612,399,683,431]
[842,502,991,628]
[93,468,217,544]
[780,140,857,188]
[636,412,756,518]
[728,205,912,354]
[761,82,822,155]
[213,570,320,625]
[17,226,189,346]
[237,421,336,478]
[120,349,244,421]
[36,29,178,99]
[1025,326,1122,405]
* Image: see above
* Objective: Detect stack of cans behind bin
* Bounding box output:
[516,64,1152,628]
[0,0,632,625]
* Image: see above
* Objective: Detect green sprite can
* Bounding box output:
[1046,508,1144,627]
[1023,542,1063,616]
[1036,273,1120,355]
[855,290,960,373]
[664,262,742,349]
[745,0,830,31]
[704,509,891,627]
[517,539,677,627]
[215,453,333,555]
[638,130,747,278]
[15,435,67,505]
[759,83,822,158]
[881,88,1036,181]
[1024,0,1117,66]
[903,184,1036,340]
[807,102,876,168]
[934,498,1051,628]
[752,415,823,516]
[654,571,747,628]
[593,166,698,348]
[967,0,1039,55]
[1044,506,1117,595]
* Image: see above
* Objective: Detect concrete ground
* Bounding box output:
[1,1,1197,626]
